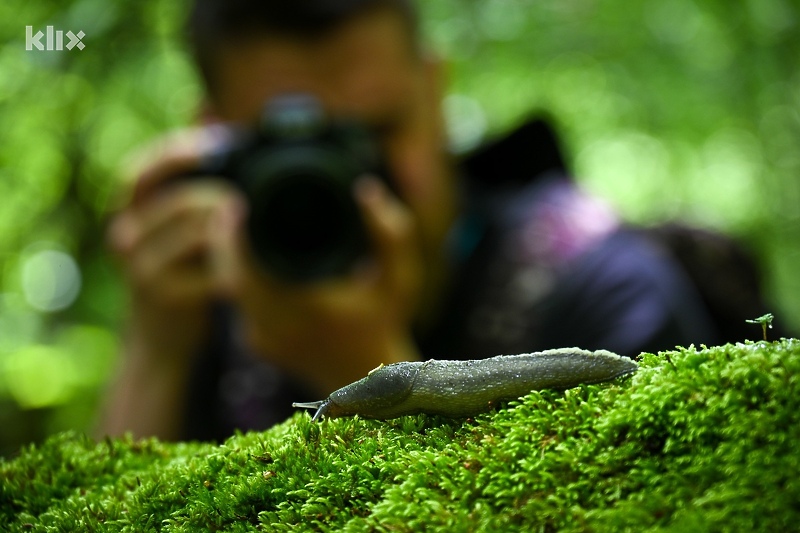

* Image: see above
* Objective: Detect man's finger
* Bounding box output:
[126,125,232,205]
[110,181,232,255]
[148,264,217,309]
[354,176,420,296]
[208,191,260,299]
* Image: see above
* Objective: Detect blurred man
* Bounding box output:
[102,0,722,441]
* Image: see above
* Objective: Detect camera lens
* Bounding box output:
[192,94,387,282]
[241,147,368,281]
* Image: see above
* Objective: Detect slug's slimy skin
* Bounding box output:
[292,348,637,421]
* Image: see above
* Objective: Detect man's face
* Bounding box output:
[206,8,454,256]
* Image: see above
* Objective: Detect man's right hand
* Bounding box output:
[108,127,235,358]
[101,127,235,439]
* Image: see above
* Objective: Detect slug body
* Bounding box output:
[292,348,637,421]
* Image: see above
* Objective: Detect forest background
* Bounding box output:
[0,0,797,455]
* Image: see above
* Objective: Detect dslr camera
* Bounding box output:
[190,94,391,282]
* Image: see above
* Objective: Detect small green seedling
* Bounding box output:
[746,313,774,341]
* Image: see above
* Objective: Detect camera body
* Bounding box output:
[194,95,391,282]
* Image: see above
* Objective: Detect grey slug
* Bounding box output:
[292,348,637,421]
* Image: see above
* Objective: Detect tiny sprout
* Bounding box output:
[746,313,774,341]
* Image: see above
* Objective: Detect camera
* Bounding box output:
[191,94,391,282]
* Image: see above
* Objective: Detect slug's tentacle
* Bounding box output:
[291,400,329,422]
[293,348,637,421]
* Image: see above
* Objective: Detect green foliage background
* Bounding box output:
[0,0,798,455]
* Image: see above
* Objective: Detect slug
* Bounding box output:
[292,348,637,421]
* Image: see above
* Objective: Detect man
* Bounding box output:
[101,0,719,441]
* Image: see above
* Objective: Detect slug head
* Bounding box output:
[326,362,419,418]
[294,362,421,420]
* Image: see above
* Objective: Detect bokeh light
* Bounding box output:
[3,344,76,409]
[21,247,82,312]
[444,93,487,153]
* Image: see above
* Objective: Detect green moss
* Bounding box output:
[3,340,800,531]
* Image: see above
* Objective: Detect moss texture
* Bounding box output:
[2,340,800,531]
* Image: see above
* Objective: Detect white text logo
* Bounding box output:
[26,26,85,51]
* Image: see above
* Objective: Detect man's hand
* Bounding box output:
[101,128,234,440]
[108,128,233,360]
[211,175,424,393]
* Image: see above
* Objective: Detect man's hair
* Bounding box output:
[186,0,419,95]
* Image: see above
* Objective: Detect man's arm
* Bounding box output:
[99,308,207,441]
[98,129,227,440]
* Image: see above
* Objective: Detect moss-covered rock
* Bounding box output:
[2,340,800,531]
